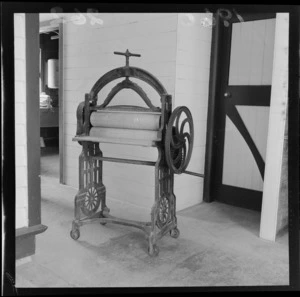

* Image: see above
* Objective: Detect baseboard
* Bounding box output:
[16,255,32,266]
[16,224,48,260]
[16,234,35,260]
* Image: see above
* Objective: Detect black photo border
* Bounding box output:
[2,2,299,294]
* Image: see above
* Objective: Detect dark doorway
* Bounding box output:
[39,26,60,179]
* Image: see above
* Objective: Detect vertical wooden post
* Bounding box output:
[259,13,289,241]
[26,13,42,227]
[15,13,47,261]
[59,22,65,184]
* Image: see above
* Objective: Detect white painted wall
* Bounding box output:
[174,13,212,210]
[14,13,28,228]
[63,13,212,212]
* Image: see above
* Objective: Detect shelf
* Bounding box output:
[72,135,161,147]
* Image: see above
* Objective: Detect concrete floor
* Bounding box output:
[16,148,289,287]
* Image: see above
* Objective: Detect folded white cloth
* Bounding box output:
[40,92,51,108]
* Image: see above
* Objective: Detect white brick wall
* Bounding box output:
[14,13,28,229]
[63,14,178,207]
[63,13,212,212]
[174,13,212,210]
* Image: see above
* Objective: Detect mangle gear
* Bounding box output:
[70,50,195,256]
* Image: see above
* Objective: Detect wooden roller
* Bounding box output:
[90,110,161,131]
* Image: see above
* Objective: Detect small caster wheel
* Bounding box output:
[170,228,180,238]
[70,229,80,240]
[103,206,110,213]
[99,213,107,225]
[148,245,159,257]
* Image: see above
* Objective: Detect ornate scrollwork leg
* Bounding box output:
[92,143,110,224]
[168,174,180,238]
[70,193,82,240]
[156,194,171,229]
[148,193,159,256]
[148,233,159,256]
[147,146,163,256]
[70,148,85,240]
[170,226,180,238]
[71,142,108,239]
[70,220,80,240]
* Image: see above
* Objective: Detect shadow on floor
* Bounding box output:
[40,146,59,178]
[178,202,261,237]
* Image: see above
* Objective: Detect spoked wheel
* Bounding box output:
[99,211,107,225]
[80,182,102,216]
[165,106,194,174]
[156,195,171,229]
[170,227,180,238]
[170,127,184,169]
[70,229,80,240]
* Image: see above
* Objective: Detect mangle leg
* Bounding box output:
[94,143,110,224]
[169,173,180,238]
[147,148,162,257]
[70,149,86,240]
[70,142,109,239]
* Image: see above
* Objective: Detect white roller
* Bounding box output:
[90,110,160,131]
[89,127,160,141]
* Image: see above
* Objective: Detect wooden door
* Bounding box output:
[207,14,276,211]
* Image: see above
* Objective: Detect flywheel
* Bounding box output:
[165,106,194,174]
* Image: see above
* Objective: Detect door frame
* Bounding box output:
[58,22,64,184]
[15,14,48,260]
[203,12,276,208]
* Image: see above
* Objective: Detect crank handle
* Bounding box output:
[183,171,204,178]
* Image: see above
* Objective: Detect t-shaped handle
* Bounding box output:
[114,49,141,67]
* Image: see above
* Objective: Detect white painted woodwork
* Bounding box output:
[14,13,28,229]
[260,13,289,241]
[236,106,270,160]
[222,18,276,194]
[229,19,276,86]
[174,13,212,209]
[222,106,270,191]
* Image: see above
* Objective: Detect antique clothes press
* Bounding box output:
[70,50,194,256]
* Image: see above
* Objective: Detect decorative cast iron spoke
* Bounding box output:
[81,183,101,216]
[156,196,170,229]
[165,106,194,174]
